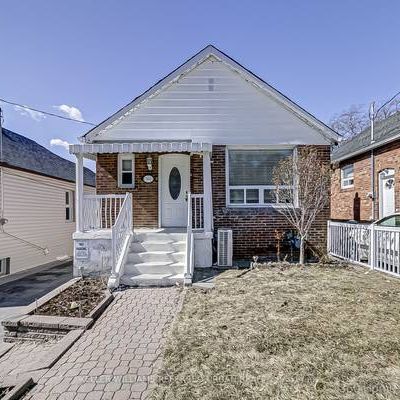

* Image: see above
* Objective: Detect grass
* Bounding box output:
[152,263,400,400]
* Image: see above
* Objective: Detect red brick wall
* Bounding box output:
[331,140,400,222]
[97,152,203,228]
[211,145,331,259]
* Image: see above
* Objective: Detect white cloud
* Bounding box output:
[54,104,84,122]
[50,138,71,151]
[14,105,46,121]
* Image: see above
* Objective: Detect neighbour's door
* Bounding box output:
[379,169,395,218]
[160,154,190,227]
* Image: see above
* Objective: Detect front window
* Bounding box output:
[65,191,74,222]
[227,148,294,206]
[118,154,135,188]
[341,164,354,188]
[0,257,10,276]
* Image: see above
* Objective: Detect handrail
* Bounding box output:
[108,193,133,288]
[191,193,204,231]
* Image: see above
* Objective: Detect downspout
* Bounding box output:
[0,107,4,221]
[369,103,375,221]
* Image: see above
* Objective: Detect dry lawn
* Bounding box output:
[152,264,400,400]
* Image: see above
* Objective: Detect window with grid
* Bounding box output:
[118,154,135,188]
[227,148,294,206]
[341,164,354,188]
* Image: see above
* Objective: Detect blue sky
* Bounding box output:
[1,0,399,169]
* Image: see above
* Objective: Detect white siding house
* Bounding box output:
[0,129,95,276]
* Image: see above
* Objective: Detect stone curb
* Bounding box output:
[87,291,114,320]
[2,377,34,400]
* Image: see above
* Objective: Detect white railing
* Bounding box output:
[185,193,195,284]
[109,193,133,288]
[328,220,400,277]
[82,194,125,231]
[328,221,370,265]
[191,194,204,231]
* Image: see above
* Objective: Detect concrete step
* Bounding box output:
[134,231,186,243]
[124,261,185,275]
[130,241,186,253]
[127,251,186,264]
[120,273,184,287]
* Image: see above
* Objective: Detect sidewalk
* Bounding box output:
[25,287,183,400]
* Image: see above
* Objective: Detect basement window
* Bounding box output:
[118,154,135,188]
[341,164,354,189]
[0,257,10,276]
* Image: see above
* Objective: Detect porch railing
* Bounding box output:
[109,193,133,288]
[82,194,125,231]
[185,193,195,284]
[191,194,204,231]
[328,220,400,277]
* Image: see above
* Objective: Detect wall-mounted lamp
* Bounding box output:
[146,156,153,172]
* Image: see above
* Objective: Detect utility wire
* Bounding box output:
[0,97,96,126]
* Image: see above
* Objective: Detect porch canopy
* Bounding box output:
[69,141,213,160]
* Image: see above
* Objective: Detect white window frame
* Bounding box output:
[341,164,354,189]
[225,146,296,208]
[65,190,75,222]
[118,154,135,189]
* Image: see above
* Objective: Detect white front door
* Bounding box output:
[379,169,395,218]
[160,154,190,227]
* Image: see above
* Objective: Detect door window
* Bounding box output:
[169,167,181,200]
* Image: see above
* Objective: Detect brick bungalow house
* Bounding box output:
[331,112,400,222]
[69,45,338,288]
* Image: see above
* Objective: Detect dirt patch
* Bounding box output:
[152,262,400,400]
[35,278,107,318]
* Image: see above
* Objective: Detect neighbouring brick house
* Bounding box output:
[331,112,400,222]
[69,45,338,288]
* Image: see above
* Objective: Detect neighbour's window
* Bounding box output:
[227,148,294,206]
[65,190,75,222]
[0,257,10,276]
[341,164,354,188]
[118,154,135,188]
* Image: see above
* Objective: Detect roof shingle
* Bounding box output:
[1,128,95,186]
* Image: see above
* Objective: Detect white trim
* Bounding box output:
[225,147,295,208]
[81,46,338,144]
[69,141,212,156]
[118,154,135,189]
[340,164,354,189]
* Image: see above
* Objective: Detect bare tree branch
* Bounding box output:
[273,148,331,264]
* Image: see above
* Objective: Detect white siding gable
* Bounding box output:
[91,55,333,145]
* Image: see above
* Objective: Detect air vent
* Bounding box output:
[217,229,233,267]
[208,78,215,91]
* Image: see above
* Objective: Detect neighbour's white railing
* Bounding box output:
[185,193,195,283]
[109,193,133,288]
[374,225,400,276]
[328,220,400,277]
[328,221,370,265]
[191,194,204,231]
[82,194,125,231]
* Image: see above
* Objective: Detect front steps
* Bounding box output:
[120,229,187,287]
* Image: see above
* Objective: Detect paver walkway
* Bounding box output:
[25,287,183,400]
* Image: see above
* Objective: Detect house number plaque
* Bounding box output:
[142,175,154,184]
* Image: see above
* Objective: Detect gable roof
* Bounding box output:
[332,112,400,163]
[82,45,339,144]
[1,128,95,186]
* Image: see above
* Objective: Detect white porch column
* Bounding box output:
[203,151,213,232]
[75,154,84,232]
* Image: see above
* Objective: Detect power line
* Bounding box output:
[0,97,96,126]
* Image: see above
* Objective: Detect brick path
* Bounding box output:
[26,287,183,400]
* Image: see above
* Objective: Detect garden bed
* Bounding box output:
[35,277,107,318]
[152,262,400,400]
